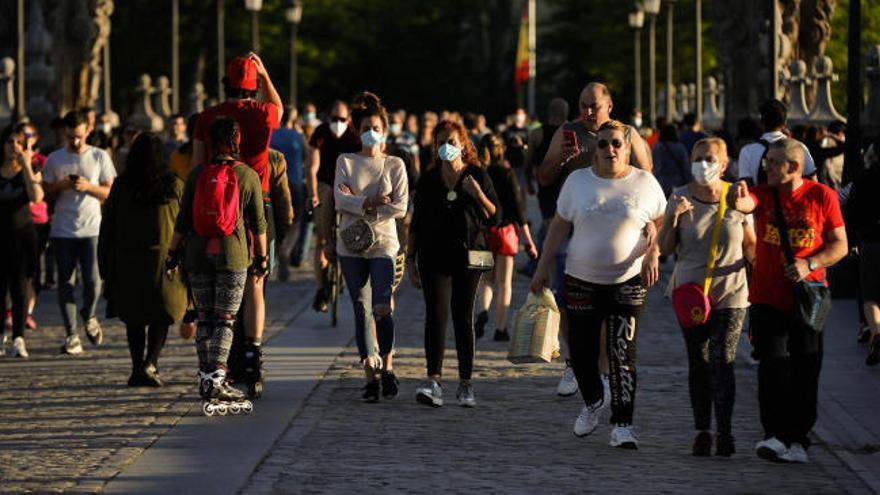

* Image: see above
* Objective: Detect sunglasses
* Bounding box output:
[597,139,624,150]
[330,116,347,123]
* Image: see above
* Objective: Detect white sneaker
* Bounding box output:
[755,437,790,463]
[415,379,443,407]
[11,336,28,358]
[573,400,603,437]
[609,425,639,449]
[786,442,809,463]
[601,375,611,411]
[557,365,579,397]
[62,334,83,355]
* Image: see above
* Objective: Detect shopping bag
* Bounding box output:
[508,288,561,364]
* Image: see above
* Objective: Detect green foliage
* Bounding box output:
[826,0,880,112]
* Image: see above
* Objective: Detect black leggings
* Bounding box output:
[563,275,647,426]
[682,308,746,435]
[0,226,37,339]
[419,263,482,381]
[126,324,169,371]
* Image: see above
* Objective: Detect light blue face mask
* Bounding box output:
[438,143,462,162]
[389,123,402,136]
[360,130,385,147]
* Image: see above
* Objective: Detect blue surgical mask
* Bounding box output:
[360,130,385,147]
[389,123,402,136]
[305,112,317,122]
[438,143,461,162]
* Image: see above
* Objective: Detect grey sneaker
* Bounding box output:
[456,382,476,408]
[11,336,28,358]
[62,334,83,355]
[84,317,103,346]
[415,379,443,407]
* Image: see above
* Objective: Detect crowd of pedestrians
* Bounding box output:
[1,51,877,465]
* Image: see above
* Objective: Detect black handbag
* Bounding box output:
[771,189,831,333]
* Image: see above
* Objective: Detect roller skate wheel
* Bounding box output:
[202,402,214,416]
[216,403,228,416]
[243,401,254,414]
[229,403,242,415]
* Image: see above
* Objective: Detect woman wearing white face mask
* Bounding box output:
[659,137,755,458]
[408,120,500,408]
[334,92,408,402]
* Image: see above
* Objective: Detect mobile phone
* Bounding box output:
[562,130,578,151]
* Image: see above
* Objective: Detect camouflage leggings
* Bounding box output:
[190,269,247,372]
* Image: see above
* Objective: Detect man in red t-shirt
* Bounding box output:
[731,138,848,464]
[192,53,282,397]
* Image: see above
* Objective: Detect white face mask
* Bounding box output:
[691,160,722,186]
[514,114,527,127]
[100,123,113,135]
[438,143,462,162]
[389,123,402,136]
[329,121,347,138]
[360,130,385,148]
[633,118,642,128]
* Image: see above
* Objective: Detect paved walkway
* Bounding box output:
[1,250,878,493]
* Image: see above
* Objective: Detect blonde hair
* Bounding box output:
[692,137,728,159]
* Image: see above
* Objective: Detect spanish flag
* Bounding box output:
[514,5,529,87]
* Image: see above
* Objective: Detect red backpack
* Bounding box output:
[192,160,240,239]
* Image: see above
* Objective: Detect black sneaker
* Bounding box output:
[475,311,488,339]
[716,433,736,457]
[867,335,880,366]
[692,431,712,457]
[493,329,510,342]
[858,324,871,343]
[362,379,380,402]
[381,371,399,399]
[312,289,328,313]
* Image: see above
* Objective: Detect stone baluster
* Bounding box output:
[0,58,15,128]
[152,75,173,120]
[676,83,688,118]
[127,74,164,132]
[701,75,723,130]
[786,60,811,126]
[667,85,679,122]
[807,55,846,126]
[187,82,207,116]
[686,83,697,117]
[657,88,667,121]
[863,45,880,140]
[718,82,725,120]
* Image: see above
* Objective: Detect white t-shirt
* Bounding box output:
[737,131,817,183]
[43,145,116,238]
[557,167,666,284]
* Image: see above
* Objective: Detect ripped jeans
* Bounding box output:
[563,274,647,426]
[339,256,395,363]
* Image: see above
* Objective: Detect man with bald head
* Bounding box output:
[536,83,653,398]
[732,137,847,464]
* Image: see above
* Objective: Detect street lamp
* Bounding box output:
[284,0,303,109]
[628,5,644,114]
[217,0,225,100]
[244,0,262,52]
[665,0,676,121]
[643,0,661,125]
[695,0,702,123]
[172,0,180,113]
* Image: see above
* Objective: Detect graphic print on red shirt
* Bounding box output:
[194,100,280,193]
[747,181,844,311]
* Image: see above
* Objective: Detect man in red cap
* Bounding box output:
[192,52,283,398]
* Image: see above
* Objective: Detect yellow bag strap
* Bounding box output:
[703,182,730,294]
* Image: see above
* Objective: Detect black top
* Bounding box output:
[846,165,880,243]
[309,123,361,186]
[535,123,559,219]
[487,164,526,226]
[0,171,33,231]
[412,164,501,272]
[503,126,529,170]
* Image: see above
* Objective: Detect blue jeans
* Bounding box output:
[291,183,312,265]
[53,237,102,336]
[339,256,395,361]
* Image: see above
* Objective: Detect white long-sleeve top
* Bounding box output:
[334,153,408,259]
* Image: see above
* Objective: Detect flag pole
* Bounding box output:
[527,0,536,117]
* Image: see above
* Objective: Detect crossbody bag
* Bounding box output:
[339,157,388,254]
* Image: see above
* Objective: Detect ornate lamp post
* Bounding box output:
[642,0,661,125]
[15,0,24,120]
[217,0,225,100]
[628,5,645,114]
[665,0,676,121]
[284,0,303,109]
[695,0,702,123]
[244,0,263,52]
[172,0,180,113]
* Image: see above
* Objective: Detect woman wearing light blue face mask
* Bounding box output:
[334,91,409,402]
[658,137,756,458]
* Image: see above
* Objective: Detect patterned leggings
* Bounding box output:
[682,308,747,435]
[190,269,247,372]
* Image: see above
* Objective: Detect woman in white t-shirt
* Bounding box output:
[335,92,408,402]
[658,137,754,457]
[531,119,666,449]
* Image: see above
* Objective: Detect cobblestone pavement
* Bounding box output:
[0,270,312,494]
[243,265,870,494]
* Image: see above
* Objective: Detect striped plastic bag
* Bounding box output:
[508,288,561,364]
